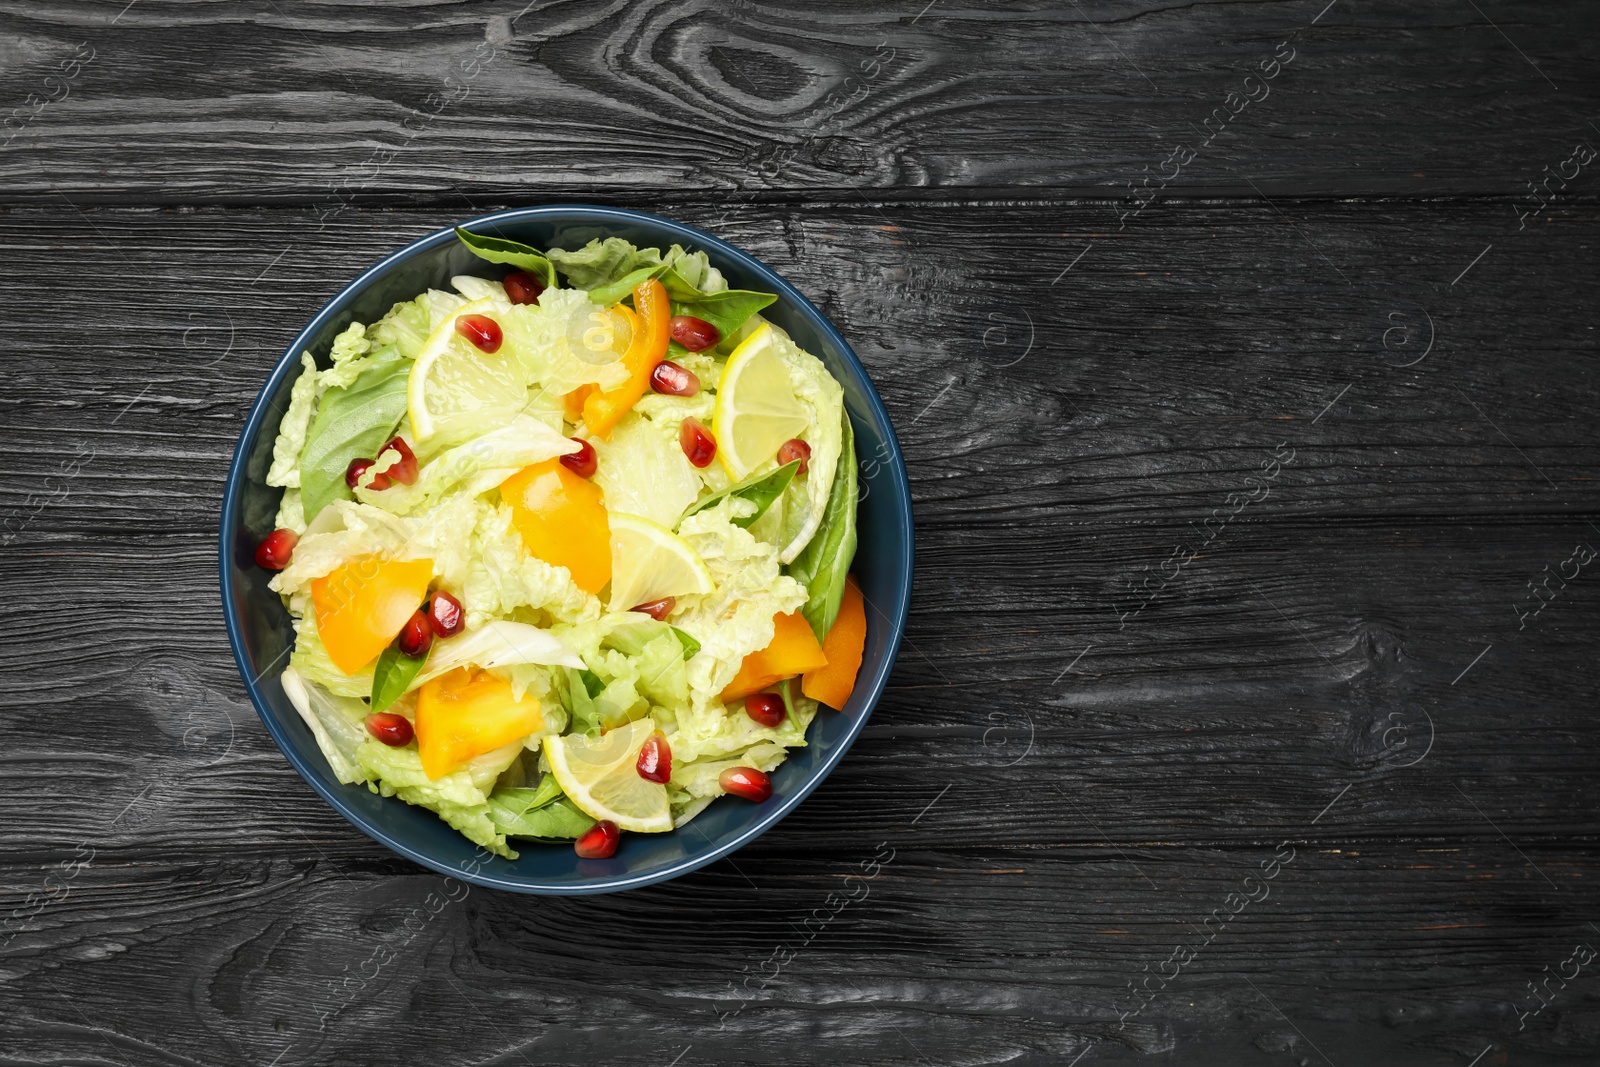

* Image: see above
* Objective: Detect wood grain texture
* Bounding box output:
[3,0,1600,1064]
[0,0,1597,200]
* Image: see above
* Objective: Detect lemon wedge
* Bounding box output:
[544,718,671,833]
[407,298,527,443]
[606,512,713,612]
[712,323,810,478]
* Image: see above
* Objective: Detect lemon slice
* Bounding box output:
[712,323,810,478]
[544,718,671,833]
[607,512,714,612]
[407,298,528,443]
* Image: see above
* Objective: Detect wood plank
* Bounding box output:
[2,844,1597,1064]
[1,200,1595,868]
[1,0,1597,200]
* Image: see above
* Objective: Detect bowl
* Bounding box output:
[219,205,913,894]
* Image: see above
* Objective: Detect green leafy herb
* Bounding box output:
[370,642,429,712]
[779,676,800,713]
[671,626,701,660]
[487,789,594,840]
[586,263,668,307]
[671,290,777,343]
[563,666,602,735]
[454,227,556,289]
[788,412,858,642]
[679,460,799,529]
[298,347,411,521]
[547,238,660,290]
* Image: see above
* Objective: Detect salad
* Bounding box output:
[252,226,865,861]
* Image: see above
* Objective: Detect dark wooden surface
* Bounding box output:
[3,2,1598,1064]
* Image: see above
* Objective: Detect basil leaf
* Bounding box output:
[789,412,858,642]
[779,676,800,712]
[370,642,428,712]
[488,794,594,840]
[298,347,411,521]
[454,227,556,289]
[586,262,669,307]
[679,460,799,530]
[671,290,777,343]
[671,626,701,660]
[486,774,565,833]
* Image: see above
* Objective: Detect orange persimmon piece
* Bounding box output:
[415,667,544,779]
[563,384,597,423]
[721,610,829,703]
[501,458,611,594]
[802,576,867,710]
[311,556,434,675]
[582,278,670,439]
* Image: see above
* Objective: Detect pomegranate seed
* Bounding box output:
[669,315,720,352]
[559,438,597,479]
[629,596,676,621]
[254,528,298,570]
[397,609,433,658]
[637,733,672,783]
[427,590,465,637]
[680,417,717,468]
[503,270,546,305]
[346,457,393,491]
[455,313,503,353]
[650,360,700,397]
[744,692,786,728]
[365,712,414,747]
[719,766,772,803]
[575,819,620,859]
[378,436,418,486]
[777,438,811,476]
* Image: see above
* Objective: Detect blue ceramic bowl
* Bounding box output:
[220,206,912,894]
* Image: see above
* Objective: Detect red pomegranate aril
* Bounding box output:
[680,417,717,469]
[365,712,414,747]
[649,360,701,397]
[744,692,787,728]
[455,313,503,353]
[719,766,772,803]
[397,609,434,658]
[777,438,811,476]
[345,457,393,491]
[575,819,620,859]
[669,315,720,352]
[629,596,676,621]
[503,270,546,305]
[427,590,465,637]
[559,438,598,479]
[254,528,299,570]
[378,436,419,486]
[637,733,672,783]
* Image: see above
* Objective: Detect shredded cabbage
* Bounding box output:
[261,231,857,850]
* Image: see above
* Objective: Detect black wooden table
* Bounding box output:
[3,2,1598,1064]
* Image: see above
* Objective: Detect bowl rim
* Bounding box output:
[219,204,913,894]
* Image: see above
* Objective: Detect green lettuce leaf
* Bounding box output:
[789,412,857,641]
[298,347,411,521]
[547,238,661,290]
[680,460,798,530]
[673,505,808,707]
[487,781,594,839]
[455,227,556,289]
[670,290,777,343]
[266,353,320,489]
[370,643,428,712]
[355,739,517,859]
